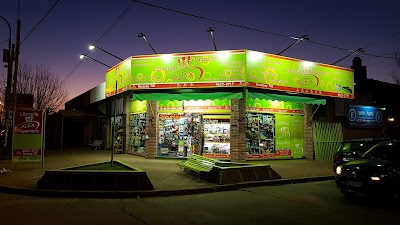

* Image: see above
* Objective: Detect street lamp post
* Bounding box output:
[79,54,112,68]
[88,44,123,61]
[138,32,157,54]
[78,54,115,166]
[0,16,13,159]
[207,27,217,51]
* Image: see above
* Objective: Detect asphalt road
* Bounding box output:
[1,180,398,225]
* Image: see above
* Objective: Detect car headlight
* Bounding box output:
[336,166,342,175]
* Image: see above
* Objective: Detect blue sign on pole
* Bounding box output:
[348,105,383,127]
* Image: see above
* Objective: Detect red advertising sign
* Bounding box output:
[13,109,45,164]
[14,110,43,134]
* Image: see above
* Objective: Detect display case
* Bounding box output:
[203,118,230,155]
[112,115,125,154]
[246,113,275,154]
[128,113,146,153]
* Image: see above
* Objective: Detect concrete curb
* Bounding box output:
[0,176,335,198]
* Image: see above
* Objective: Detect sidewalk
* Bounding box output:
[0,147,335,198]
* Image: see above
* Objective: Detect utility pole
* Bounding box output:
[10,19,21,157]
[0,15,13,159]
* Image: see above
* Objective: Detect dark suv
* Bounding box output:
[333,138,390,172]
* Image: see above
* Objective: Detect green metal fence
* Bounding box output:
[313,122,343,162]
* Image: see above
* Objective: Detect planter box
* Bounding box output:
[37,160,154,191]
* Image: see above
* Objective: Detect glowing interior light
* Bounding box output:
[88,45,95,50]
[302,61,314,67]
[161,54,173,62]
[388,117,395,122]
[248,51,263,61]
[371,177,381,181]
[217,51,230,59]
[79,54,85,59]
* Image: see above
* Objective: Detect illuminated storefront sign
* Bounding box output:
[246,50,354,99]
[106,50,354,99]
[348,105,384,127]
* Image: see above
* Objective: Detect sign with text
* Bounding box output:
[12,109,45,163]
[130,50,246,89]
[348,105,383,127]
[106,58,132,97]
[105,49,354,100]
[246,50,354,99]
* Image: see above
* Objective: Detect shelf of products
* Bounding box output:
[246,113,275,154]
[203,118,230,155]
[113,115,125,154]
[128,113,146,153]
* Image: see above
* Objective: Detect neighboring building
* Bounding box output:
[64,49,359,162]
[324,57,400,140]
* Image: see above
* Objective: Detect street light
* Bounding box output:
[278,35,309,55]
[79,54,111,68]
[88,44,123,61]
[332,48,364,65]
[138,32,157,54]
[207,27,217,51]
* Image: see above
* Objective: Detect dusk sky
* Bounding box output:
[1,0,399,102]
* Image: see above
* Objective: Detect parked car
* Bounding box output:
[335,140,400,197]
[333,138,390,172]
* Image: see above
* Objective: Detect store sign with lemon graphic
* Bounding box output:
[246,50,354,99]
[130,50,246,89]
[106,50,354,99]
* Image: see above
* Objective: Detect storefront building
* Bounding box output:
[104,49,354,162]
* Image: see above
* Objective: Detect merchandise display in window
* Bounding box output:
[128,113,146,153]
[246,113,275,154]
[113,115,125,154]
[203,118,230,155]
[158,113,201,157]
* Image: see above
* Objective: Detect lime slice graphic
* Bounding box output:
[151,70,166,83]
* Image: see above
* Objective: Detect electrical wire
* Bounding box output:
[62,1,136,84]
[133,0,396,61]
[132,0,293,40]
[20,0,61,45]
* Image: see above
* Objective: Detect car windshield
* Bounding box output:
[339,141,375,153]
[362,142,400,161]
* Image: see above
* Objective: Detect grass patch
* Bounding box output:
[69,162,135,171]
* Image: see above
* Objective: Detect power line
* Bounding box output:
[133,0,396,61]
[132,0,294,40]
[20,0,61,45]
[62,1,136,84]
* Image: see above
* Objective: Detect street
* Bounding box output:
[0,180,398,225]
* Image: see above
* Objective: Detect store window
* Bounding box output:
[246,113,275,155]
[128,113,146,154]
[203,115,230,157]
[158,113,201,157]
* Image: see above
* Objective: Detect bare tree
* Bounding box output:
[1,64,68,114]
[390,52,400,85]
